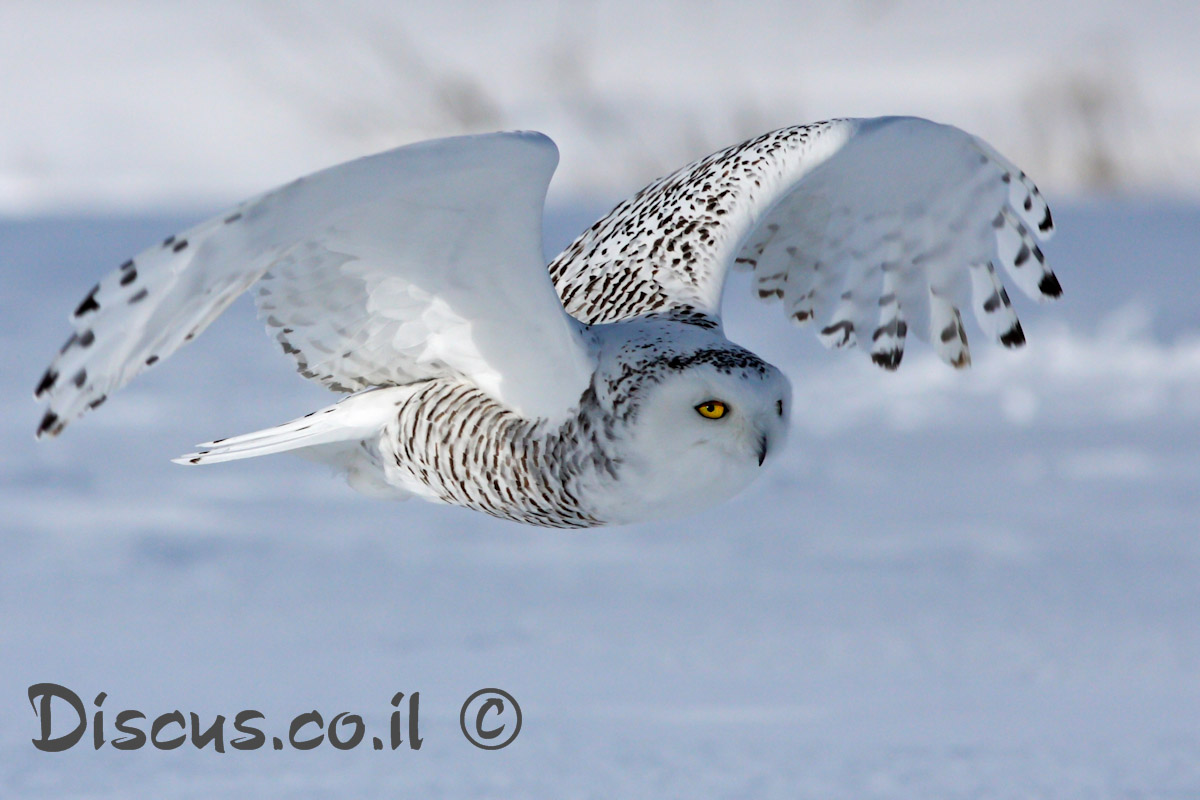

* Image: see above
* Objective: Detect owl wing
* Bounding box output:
[549,116,1058,368]
[35,131,595,437]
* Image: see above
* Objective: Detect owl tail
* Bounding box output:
[172,385,411,466]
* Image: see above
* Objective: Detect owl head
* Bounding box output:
[596,325,791,523]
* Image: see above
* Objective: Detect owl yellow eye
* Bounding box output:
[695,400,727,419]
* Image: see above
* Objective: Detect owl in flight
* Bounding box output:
[34,117,1058,527]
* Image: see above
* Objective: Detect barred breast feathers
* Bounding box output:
[386,379,621,528]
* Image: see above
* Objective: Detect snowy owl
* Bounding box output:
[34,117,1058,528]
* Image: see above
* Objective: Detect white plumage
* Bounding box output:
[34,117,1058,527]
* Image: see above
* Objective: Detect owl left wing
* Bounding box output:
[549,116,1058,368]
[36,131,595,438]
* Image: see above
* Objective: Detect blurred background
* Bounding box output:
[3,1,1199,798]
[4,0,1200,213]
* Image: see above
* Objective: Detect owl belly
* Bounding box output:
[599,441,764,525]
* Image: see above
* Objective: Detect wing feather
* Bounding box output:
[36,132,594,437]
[548,117,1058,368]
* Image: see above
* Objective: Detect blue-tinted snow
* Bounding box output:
[1,203,1198,798]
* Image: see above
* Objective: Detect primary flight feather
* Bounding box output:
[35,117,1058,527]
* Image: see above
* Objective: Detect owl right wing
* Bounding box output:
[549,117,1058,369]
[35,131,596,438]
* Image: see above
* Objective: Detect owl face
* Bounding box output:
[611,356,792,523]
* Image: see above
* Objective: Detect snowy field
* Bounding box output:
[2,200,1199,798]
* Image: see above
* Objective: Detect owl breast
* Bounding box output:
[380,379,622,528]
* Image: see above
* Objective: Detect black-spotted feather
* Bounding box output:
[35,132,595,438]
[548,116,1059,370]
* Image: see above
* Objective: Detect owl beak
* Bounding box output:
[756,434,768,466]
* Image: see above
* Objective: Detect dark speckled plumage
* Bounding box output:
[35,120,1058,528]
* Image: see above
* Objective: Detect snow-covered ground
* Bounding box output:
[2,200,1198,797]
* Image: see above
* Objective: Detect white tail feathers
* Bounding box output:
[173,386,411,465]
